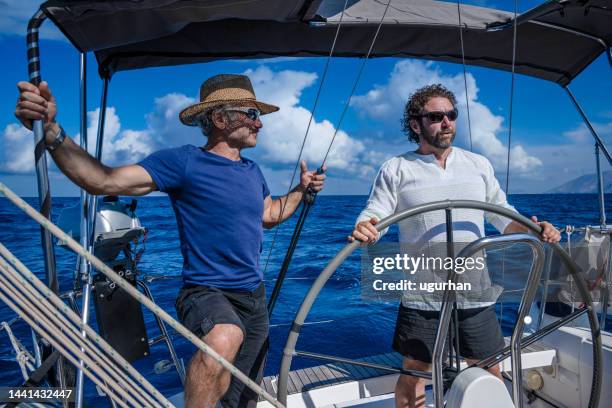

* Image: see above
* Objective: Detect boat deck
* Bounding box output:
[261,337,555,400]
[263,352,403,397]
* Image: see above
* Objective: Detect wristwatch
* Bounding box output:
[46,125,66,152]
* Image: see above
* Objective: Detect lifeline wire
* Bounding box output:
[456,1,473,152]
[261,0,349,277]
[505,0,519,193]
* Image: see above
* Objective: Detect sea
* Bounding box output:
[0,194,610,405]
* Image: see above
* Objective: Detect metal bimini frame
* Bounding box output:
[278,200,603,408]
[25,8,67,394]
[564,87,611,230]
[489,1,612,338]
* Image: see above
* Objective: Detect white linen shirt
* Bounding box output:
[357,147,517,309]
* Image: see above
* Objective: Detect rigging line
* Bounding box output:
[321,0,393,168]
[261,0,349,277]
[505,0,519,193]
[456,1,473,152]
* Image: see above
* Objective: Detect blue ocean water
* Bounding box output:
[0,194,610,405]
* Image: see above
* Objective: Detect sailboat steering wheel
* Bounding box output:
[277,200,602,408]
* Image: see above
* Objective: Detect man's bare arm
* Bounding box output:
[262,161,326,228]
[15,81,156,196]
[262,187,305,229]
[44,123,155,196]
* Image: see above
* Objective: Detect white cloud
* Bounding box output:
[81,95,198,166]
[245,66,370,173]
[1,66,377,185]
[144,93,201,147]
[351,60,542,173]
[563,122,612,144]
[79,67,374,174]
[508,141,602,193]
[0,1,65,40]
[79,107,153,165]
[1,123,35,173]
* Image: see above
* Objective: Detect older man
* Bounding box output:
[349,84,559,408]
[15,74,326,408]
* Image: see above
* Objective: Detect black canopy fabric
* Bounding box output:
[40,0,611,85]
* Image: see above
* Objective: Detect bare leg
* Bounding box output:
[395,358,431,408]
[184,324,244,408]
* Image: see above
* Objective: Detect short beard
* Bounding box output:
[421,126,455,149]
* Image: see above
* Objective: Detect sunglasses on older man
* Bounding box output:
[413,108,458,123]
[224,107,261,121]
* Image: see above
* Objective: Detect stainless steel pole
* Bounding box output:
[26,10,58,294]
[595,144,607,229]
[26,7,63,387]
[75,52,90,408]
[86,77,109,250]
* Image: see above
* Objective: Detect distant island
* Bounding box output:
[547,170,612,193]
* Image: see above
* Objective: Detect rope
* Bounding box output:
[456,1,473,152]
[1,321,36,380]
[0,257,160,407]
[0,250,169,406]
[261,0,350,279]
[505,0,519,193]
[0,283,134,407]
[267,199,313,316]
[0,257,158,407]
[0,181,284,408]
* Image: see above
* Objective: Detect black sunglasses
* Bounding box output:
[413,109,458,123]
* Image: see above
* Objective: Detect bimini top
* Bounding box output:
[40,0,611,85]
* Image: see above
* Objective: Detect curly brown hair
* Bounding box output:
[401,84,457,144]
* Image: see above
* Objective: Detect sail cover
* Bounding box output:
[40,0,611,85]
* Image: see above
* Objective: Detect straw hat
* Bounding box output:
[179,74,279,126]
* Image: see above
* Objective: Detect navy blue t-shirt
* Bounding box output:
[138,145,270,290]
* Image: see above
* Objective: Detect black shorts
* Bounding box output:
[175,283,269,408]
[392,304,505,364]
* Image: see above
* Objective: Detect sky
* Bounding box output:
[0,0,611,197]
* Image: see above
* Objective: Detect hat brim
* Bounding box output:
[179,99,279,126]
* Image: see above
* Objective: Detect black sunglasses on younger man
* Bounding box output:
[413,108,458,123]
